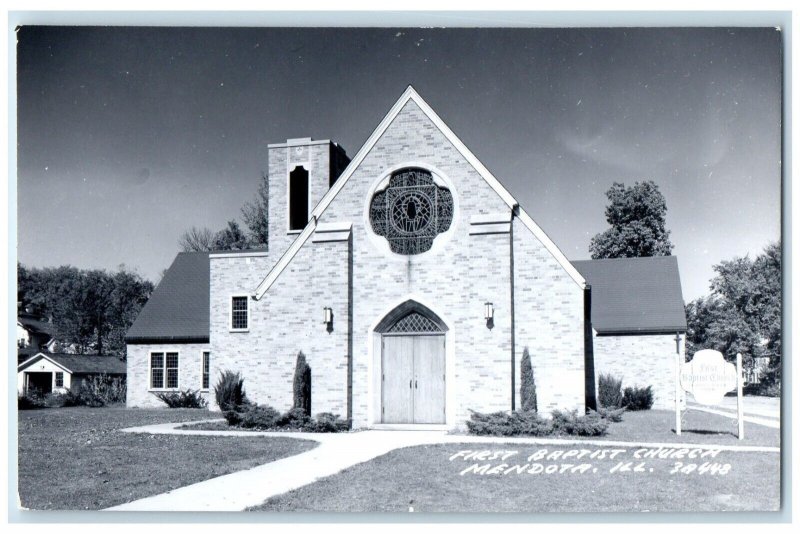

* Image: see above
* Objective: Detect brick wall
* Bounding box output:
[209,244,351,417]
[593,333,686,410]
[126,342,210,408]
[512,218,586,416]
[206,99,587,428]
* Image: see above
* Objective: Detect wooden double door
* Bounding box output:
[381,334,446,424]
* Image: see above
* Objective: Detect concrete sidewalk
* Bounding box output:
[105,420,780,512]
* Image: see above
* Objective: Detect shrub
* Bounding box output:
[598,373,624,408]
[223,404,349,433]
[466,410,553,437]
[214,370,247,411]
[520,347,538,412]
[76,374,126,407]
[310,412,351,433]
[155,389,207,408]
[597,405,626,422]
[622,385,654,411]
[238,404,281,429]
[551,409,609,436]
[293,352,312,416]
[18,390,46,410]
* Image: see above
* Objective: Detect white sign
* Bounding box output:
[680,349,738,405]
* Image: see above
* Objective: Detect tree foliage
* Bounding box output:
[179,173,269,252]
[589,181,674,259]
[17,263,154,358]
[685,242,782,382]
[241,172,269,249]
[520,347,537,412]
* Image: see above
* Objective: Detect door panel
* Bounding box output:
[381,336,414,423]
[413,335,446,424]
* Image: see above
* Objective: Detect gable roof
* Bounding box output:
[18,353,127,375]
[253,86,585,299]
[572,256,687,334]
[18,315,55,337]
[125,252,210,343]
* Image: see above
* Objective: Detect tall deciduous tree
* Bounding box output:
[17,264,154,358]
[178,226,216,252]
[589,181,674,259]
[685,241,782,382]
[241,172,269,249]
[212,220,249,251]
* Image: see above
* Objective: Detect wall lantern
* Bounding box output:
[323,307,333,332]
[484,302,494,329]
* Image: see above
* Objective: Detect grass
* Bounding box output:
[17,406,317,510]
[253,443,779,513]
[250,409,780,513]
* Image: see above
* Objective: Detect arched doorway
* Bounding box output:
[376,301,447,424]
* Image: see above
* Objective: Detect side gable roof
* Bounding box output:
[572,256,688,334]
[18,315,55,337]
[254,86,585,299]
[18,352,127,375]
[126,252,210,344]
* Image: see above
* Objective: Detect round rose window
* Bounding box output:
[369,168,453,255]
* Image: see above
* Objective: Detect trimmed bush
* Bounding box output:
[622,385,654,411]
[223,403,349,433]
[293,352,312,416]
[155,389,207,408]
[598,373,623,408]
[76,374,126,407]
[214,370,247,411]
[466,410,553,437]
[520,347,538,412]
[238,404,281,429]
[551,409,609,436]
[311,412,351,433]
[597,405,626,422]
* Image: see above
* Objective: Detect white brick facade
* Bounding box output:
[127,343,211,408]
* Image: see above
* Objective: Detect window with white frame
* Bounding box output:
[231,296,249,330]
[55,372,63,388]
[202,351,210,390]
[150,352,179,389]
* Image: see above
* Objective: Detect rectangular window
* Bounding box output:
[150,352,164,389]
[166,352,179,389]
[55,372,64,388]
[202,351,210,390]
[150,352,179,389]
[231,296,249,330]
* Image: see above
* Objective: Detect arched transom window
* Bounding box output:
[368,168,454,255]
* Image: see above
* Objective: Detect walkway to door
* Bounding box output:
[105,419,779,512]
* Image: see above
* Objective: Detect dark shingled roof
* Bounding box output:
[19,353,127,375]
[572,256,687,334]
[126,252,210,343]
[18,315,55,337]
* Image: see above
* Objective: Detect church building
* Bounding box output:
[125,87,687,428]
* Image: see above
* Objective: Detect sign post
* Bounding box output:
[675,350,682,436]
[737,353,744,440]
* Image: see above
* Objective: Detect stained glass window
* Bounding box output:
[369,168,453,255]
[202,351,210,390]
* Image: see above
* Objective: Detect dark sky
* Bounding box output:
[16,26,782,300]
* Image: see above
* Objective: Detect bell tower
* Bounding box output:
[266,137,349,254]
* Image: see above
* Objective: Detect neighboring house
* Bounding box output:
[17,312,57,363]
[17,352,127,395]
[126,86,687,427]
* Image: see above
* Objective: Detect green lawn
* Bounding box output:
[253,442,780,513]
[251,409,780,513]
[17,407,316,510]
